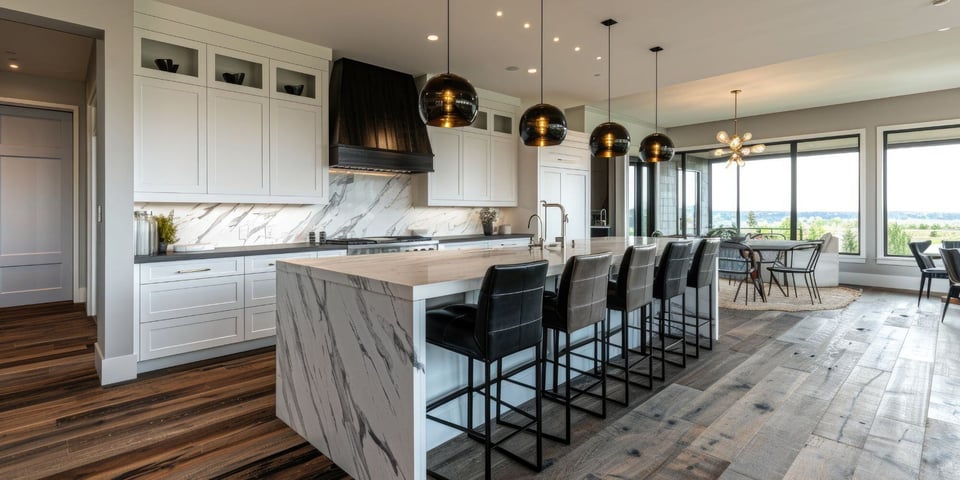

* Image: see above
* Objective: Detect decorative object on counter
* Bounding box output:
[409,228,430,236]
[418,0,479,128]
[479,207,498,236]
[499,224,512,235]
[154,58,178,73]
[317,230,326,244]
[639,46,675,163]
[519,0,567,147]
[155,211,179,253]
[222,72,245,85]
[308,231,316,245]
[283,84,305,96]
[589,19,631,158]
[134,210,158,256]
[714,89,766,168]
[171,243,215,253]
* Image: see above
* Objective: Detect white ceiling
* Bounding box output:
[0,18,93,81]
[4,1,957,125]
[159,0,960,127]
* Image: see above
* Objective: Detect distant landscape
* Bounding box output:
[709,210,960,255]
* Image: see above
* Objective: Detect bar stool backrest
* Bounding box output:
[654,240,694,300]
[557,253,613,332]
[476,260,550,360]
[909,240,936,270]
[688,239,721,289]
[613,244,656,312]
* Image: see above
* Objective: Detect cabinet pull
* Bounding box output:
[175,267,212,274]
[267,263,275,266]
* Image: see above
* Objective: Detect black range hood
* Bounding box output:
[329,58,434,173]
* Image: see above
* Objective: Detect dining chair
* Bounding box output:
[767,242,822,305]
[939,247,960,323]
[942,240,960,249]
[908,240,948,307]
[718,241,765,304]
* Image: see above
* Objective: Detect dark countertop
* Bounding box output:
[133,234,533,264]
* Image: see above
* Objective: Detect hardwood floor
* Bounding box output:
[0,302,348,480]
[3,289,958,479]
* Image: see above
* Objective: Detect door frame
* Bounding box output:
[0,96,82,304]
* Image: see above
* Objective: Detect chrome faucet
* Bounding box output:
[527,214,545,249]
[600,208,607,226]
[541,200,569,247]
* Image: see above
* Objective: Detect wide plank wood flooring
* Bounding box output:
[2,288,958,479]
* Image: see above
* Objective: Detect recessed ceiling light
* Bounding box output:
[553,36,560,42]
[523,22,531,29]
[527,68,537,74]
[426,34,439,41]
[938,26,951,31]
[932,0,950,6]
[496,10,503,17]
[596,56,602,60]
[9,63,19,70]
[574,46,581,52]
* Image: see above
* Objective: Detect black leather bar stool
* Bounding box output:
[605,244,657,405]
[540,252,612,445]
[650,240,694,377]
[683,239,720,357]
[425,260,549,480]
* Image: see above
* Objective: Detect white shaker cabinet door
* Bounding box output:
[207,89,269,195]
[461,131,490,201]
[134,76,207,194]
[427,126,463,201]
[269,99,327,200]
[490,136,517,204]
[562,169,590,242]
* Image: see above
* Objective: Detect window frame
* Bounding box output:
[876,119,960,264]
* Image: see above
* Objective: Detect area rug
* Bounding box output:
[717,279,861,312]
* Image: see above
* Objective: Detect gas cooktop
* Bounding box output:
[325,235,432,245]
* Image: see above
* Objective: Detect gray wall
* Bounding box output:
[665,87,960,288]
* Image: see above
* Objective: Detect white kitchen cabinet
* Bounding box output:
[140,256,243,284]
[134,76,207,194]
[245,304,278,340]
[270,60,322,106]
[414,89,520,207]
[270,99,327,200]
[140,274,244,323]
[207,89,270,195]
[207,45,268,96]
[134,28,205,86]
[512,130,592,243]
[244,272,277,308]
[140,309,244,360]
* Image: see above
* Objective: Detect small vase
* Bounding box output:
[158,241,168,254]
[482,222,494,236]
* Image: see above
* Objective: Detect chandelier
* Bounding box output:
[713,89,765,167]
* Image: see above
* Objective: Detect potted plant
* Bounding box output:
[479,208,498,236]
[155,211,179,253]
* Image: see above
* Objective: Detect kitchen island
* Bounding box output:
[274,237,717,480]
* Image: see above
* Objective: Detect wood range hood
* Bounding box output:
[328,58,434,173]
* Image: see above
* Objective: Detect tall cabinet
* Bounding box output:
[133,0,331,204]
[512,131,592,243]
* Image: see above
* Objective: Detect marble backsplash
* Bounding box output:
[137,172,491,247]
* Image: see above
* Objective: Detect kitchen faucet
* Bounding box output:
[527,214,545,249]
[541,200,569,247]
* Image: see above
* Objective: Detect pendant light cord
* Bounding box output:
[607,24,612,123]
[446,0,450,74]
[539,0,544,104]
[733,90,739,136]
[654,49,659,132]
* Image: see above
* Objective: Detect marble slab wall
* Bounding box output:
[137,172,489,246]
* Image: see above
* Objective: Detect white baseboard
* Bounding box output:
[73,287,86,303]
[841,272,949,294]
[95,342,138,385]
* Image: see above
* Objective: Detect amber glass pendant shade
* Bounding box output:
[639,132,675,163]
[590,121,631,157]
[520,104,567,147]
[418,73,478,128]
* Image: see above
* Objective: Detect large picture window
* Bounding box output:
[681,133,861,254]
[883,124,960,257]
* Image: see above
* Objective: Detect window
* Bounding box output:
[883,124,960,256]
[682,133,861,254]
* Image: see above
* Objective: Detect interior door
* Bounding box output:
[0,105,73,307]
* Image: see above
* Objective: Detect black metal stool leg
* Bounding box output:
[483,361,492,480]
[467,358,474,431]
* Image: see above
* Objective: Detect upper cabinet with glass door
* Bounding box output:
[135,28,206,86]
[269,60,322,106]
[207,46,268,96]
[464,108,514,138]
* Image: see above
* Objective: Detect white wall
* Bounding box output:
[0,0,135,384]
[665,87,960,290]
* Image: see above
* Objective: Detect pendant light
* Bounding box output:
[589,19,630,158]
[418,0,479,128]
[519,0,567,147]
[639,46,675,163]
[713,89,766,167]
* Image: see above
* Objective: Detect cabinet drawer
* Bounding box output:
[245,304,276,340]
[491,238,529,248]
[245,272,276,307]
[139,309,244,360]
[140,275,244,322]
[140,257,243,283]
[541,145,589,170]
[245,251,319,274]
